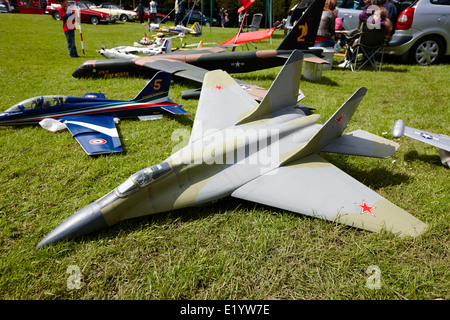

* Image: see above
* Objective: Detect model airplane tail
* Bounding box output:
[393,119,450,167]
[238,50,304,124]
[277,0,325,50]
[132,71,171,101]
[192,22,201,34]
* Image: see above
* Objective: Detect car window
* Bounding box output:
[430,0,450,5]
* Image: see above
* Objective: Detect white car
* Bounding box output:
[98,2,138,22]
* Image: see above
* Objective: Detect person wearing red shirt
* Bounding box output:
[58,0,79,57]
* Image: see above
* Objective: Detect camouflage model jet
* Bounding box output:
[37,51,427,248]
[393,119,450,167]
[71,0,327,101]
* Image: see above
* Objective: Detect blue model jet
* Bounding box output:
[0,72,187,155]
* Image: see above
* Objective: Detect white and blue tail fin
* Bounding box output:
[162,38,172,53]
[132,71,171,102]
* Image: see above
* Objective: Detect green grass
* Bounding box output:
[0,14,449,300]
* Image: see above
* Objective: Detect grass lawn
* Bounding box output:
[0,14,448,301]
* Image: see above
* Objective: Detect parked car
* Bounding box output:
[80,0,119,22]
[337,0,413,31]
[47,1,113,25]
[98,2,138,22]
[386,0,450,65]
[181,10,218,27]
[133,6,170,23]
[337,0,450,65]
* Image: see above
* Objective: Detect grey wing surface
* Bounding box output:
[232,154,427,237]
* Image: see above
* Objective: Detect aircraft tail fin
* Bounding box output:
[238,50,304,124]
[192,22,201,34]
[280,87,368,165]
[162,38,172,53]
[277,0,325,50]
[132,71,171,101]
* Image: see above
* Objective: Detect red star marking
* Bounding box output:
[334,113,345,125]
[356,200,376,217]
[215,85,224,90]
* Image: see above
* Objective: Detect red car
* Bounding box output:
[47,0,112,25]
[133,6,169,23]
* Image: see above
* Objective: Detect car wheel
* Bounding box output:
[155,16,162,23]
[90,16,99,25]
[120,14,128,22]
[409,36,443,66]
[204,21,211,27]
[52,11,61,20]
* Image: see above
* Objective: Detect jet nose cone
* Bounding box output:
[72,64,90,78]
[36,202,108,248]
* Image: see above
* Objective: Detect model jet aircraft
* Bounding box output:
[36,51,427,248]
[72,0,326,101]
[0,72,187,156]
[393,119,450,167]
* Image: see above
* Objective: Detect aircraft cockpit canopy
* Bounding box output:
[7,96,68,112]
[116,162,172,196]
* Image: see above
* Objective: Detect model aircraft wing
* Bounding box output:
[231,154,427,237]
[134,57,267,101]
[220,27,275,46]
[393,119,450,152]
[61,115,122,155]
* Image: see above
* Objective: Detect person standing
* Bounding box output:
[219,6,228,28]
[149,0,157,22]
[137,0,145,24]
[58,0,78,58]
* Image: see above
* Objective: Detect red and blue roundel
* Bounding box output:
[89,139,107,145]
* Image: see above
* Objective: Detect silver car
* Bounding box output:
[386,0,450,65]
[338,0,450,65]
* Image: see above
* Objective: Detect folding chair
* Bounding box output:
[343,22,387,71]
[249,13,263,31]
[242,13,263,50]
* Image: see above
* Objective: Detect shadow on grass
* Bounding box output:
[404,150,443,167]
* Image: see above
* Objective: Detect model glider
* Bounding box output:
[36,50,427,248]
[72,0,327,101]
[97,39,173,59]
[149,21,202,36]
[0,72,187,156]
[393,119,450,167]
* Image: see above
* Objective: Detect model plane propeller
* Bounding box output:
[36,50,427,248]
[0,72,187,156]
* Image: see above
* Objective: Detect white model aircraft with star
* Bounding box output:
[393,119,450,167]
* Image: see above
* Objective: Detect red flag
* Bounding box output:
[238,0,255,13]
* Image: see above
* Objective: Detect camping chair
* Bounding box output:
[249,13,263,31]
[241,13,264,50]
[343,22,388,71]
